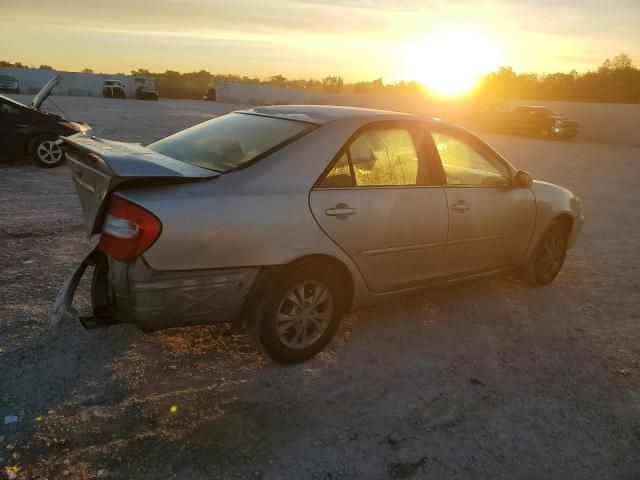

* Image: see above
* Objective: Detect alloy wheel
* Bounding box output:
[276,281,334,349]
[37,140,63,165]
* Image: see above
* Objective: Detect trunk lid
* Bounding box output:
[63,134,219,235]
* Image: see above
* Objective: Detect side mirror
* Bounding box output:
[514,170,533,188]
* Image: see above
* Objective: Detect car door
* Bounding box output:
[309,121,449,293]
[427,126,536,279]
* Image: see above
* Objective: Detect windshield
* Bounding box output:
[147,112,314,172]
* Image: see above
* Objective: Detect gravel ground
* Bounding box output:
[1,96,639,479]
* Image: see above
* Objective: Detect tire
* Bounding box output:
[521,219,569,286]
[247,260,345,364]
[28,134,65,168]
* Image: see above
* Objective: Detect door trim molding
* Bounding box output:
[360,241,446,257]
[446,232,521,246]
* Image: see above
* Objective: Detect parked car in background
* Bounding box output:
[511,106,580,140]
[203,83,216,101]
[54,106,583,363]
[102,79,126,99]
[472,102,580,140]
[135,85,159,100]
[0,75,20,93]
[0,74,91,167]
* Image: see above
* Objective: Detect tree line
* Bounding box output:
[1,54,638,103]
[477,54,640,104]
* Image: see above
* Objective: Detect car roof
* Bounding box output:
[238,105,418,125]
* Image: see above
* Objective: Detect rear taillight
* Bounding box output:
[99,196,162,260]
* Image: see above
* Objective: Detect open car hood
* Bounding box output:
[31,74,61,110]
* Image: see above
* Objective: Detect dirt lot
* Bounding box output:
[1,97,639,479]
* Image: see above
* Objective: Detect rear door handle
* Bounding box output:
[325,203,356,219]
[450,201,471,212]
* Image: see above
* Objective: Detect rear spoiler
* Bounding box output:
[62,134,219,235]
[62,134,220,179]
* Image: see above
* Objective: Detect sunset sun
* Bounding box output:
[402,28,502,97]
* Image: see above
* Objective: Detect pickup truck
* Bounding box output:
[473,103,580,140]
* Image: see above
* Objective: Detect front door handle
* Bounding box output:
[450,201,471,212]
[325,202,356,219]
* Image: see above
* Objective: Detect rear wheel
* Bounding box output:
[522,219,569,285]
[247,260,345,364]
[28,134,65,168]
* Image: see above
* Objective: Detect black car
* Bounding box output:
[511,106,580,140]
[135,86,159,100]
[0,75,91,168]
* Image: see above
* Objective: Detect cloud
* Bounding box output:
[1,0,638,79]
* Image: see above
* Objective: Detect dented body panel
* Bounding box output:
[107,257,259,331]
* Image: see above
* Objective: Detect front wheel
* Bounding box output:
[521,219,569,285]
[247,261,345,364]
[28,134,65,168]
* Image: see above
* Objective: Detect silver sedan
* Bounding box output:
[53,106,583,363]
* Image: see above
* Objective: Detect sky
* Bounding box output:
[1,0,639,83]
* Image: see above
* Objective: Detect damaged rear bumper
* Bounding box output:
[50,247,106,329]
[51,248,260,332]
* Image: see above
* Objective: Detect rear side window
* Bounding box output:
[321,153,353,187]
[349,129,420,186]
[148,113,314,173]
[319,126,428,187]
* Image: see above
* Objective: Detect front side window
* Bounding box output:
[431,132,510,187]
[148,113,314,172]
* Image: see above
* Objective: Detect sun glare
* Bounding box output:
[402,28,502,97]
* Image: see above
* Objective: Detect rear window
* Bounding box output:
[147,113,314,173]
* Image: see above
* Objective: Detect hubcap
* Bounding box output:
[37,140,63,164]
[276,281,334,349]
[536,229,566,280]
